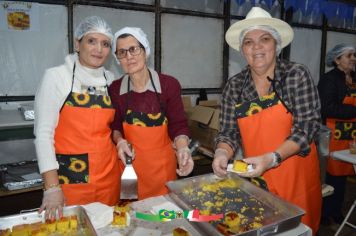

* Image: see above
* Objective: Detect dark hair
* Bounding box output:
[118,33,145,51]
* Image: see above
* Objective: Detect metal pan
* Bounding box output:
[0,205,96,235]
[167,173,305,236]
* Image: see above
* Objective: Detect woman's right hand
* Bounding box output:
[212,148,229,177]
[39,186,65,220]
[116,139,134,165]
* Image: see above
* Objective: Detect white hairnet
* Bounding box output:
[239,25,282,55]
[74,16,113,41]
[112,27,150,64]
[326,44,355,67]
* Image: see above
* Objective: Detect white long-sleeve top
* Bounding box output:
[34,54,115,174]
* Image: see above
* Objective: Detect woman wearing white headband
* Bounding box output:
[34,16,122,219]
[212,7,322,234]
[318,44,356,225]
[109,27,193,200]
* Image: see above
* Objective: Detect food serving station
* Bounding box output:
[0,173,312,236]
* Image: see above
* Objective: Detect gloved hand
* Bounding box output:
[212,148,229,177]
[39,186,65,220]
[238,152,275,178]
[116,139,134,165]
[176,146,194,176]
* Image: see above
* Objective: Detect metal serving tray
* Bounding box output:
[167,173,305,236]
[0,160,43,191]
[0,205,96,235]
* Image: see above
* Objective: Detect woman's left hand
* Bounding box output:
[176,147,194,176]
[238,153,274,178]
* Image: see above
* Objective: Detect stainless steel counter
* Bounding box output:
[331,149,356,165]
[0,110,33,130]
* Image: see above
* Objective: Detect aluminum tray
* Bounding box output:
[0,160,43,191]
[167,173,305,236]
[0,205,96,235]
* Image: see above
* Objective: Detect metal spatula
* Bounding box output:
[120,148,138,200]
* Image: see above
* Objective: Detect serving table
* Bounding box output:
[330,149,356,235]
[330,149,356,172]
[97,195,311,236]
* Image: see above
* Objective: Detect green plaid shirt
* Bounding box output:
[216,59,322,156]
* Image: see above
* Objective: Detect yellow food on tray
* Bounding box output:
[216,223,233,236]
[112,201,132,227]
[0,228,11,236]
[224,211,241,233]
[172,227,189,236]
[233,160,248,172]
[45,219,56,233]
[69,215,78,230]
[30,228,48,236]
[181,177,268,235]
[29,222,48,236]
[1,214,80,236]
[114,200,131,213]
[11,223,30,236]
[56,216,70,233]
[112,212,127,227]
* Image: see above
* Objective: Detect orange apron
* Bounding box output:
[326,93,356,176]
[54,65,122,206]
[236,93,321,234]
[122,74,176,200]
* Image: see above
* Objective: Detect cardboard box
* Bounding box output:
[182,96,193,118]
[188,101,220,149]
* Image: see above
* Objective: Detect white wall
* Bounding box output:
[161,14,224,88]
[290,27,322,84]
[0,3,67,96]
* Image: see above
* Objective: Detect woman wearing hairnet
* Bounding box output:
[109,27,193,200]
[318,44,356,225]
[34,16,122,219]
[212,7,322,233]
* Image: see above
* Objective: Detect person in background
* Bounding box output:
[34,16,122,219]
[317,44,356,225]
[212,7,322,234]
[109,27,193,200]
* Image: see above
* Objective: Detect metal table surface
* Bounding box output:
[0,110,33,130]
[331,149,356,172]
[331,149,356,165]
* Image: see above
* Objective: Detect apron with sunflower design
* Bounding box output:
[54,63,122,206]
[326,88,356,176]
[122,72,176,200]
[235,92,321,234]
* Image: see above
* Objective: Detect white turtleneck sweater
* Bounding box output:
[34,54,115,174]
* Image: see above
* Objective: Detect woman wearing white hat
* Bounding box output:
[34,16,122,219]
[212,7,322,233]
[318,44,356,225]
[109,27,193,200]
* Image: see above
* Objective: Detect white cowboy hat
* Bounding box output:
[225,7,294,51]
